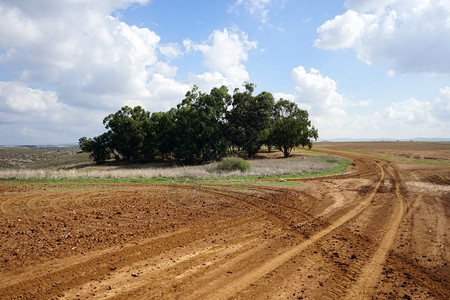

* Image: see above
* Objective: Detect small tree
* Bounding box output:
[270,99,318,158]
[78,132,112,164]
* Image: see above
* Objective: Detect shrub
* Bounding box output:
[212,157,251,173]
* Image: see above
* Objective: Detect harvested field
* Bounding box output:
[0,142,449,299]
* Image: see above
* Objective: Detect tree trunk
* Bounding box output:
[283,146,291,158]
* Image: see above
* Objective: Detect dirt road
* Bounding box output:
[0,143,449,299]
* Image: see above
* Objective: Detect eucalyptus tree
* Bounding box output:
[270,99,319,157]
[173,85,231,163]
[103,105,151,161]
[226,83,274,157]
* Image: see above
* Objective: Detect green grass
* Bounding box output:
[408,159,450,164]
[294,148,324,155]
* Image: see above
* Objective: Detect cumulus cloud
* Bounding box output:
[286,66,449,139]
[0,0,262,144]
[291,66,347,118]
[383,91,450,138]
[386,87,450,127]
[315,0,450,74]
[146,74,191,111]
[0,0,196,143]
[0,81,59,114]
[386,98,434,123]
[0,0,193,111]
[285,66,348,138]
[184,28,257,90]
[0,81,106,144]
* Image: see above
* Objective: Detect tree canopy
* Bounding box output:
[79,83,319,164]
[270,99,319,158]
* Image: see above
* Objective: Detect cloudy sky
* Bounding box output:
[1,0,449,145]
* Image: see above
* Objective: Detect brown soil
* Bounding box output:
[0,142,449,299]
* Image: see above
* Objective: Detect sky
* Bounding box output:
[0,0,449,145]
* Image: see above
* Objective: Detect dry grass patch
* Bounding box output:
[0,156,348,180]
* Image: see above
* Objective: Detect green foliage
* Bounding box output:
[212,157,251,173]
[173,85,231,163]
[78,133,112,164]
[103,106,150,161]
[269,99,319,158]
[79,82,319,165]
[226,84,274,157]
[149,110,176,160]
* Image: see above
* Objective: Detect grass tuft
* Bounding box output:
[210,157,251,173]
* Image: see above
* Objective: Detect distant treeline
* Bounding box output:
[79,83,318,164]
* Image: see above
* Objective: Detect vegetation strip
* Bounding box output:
[4,157,351,183]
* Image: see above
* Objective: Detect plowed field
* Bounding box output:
[1,142,449,299]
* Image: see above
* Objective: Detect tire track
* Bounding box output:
[2,150,421,299]
[61,154,382,299]
[60,225,267,299]
[345,161,406,299]
[0,203,264,299]
[189,159,385,299]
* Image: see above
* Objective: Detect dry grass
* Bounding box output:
[0,146,91,169]
[0,155,346,180]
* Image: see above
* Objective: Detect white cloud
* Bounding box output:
[184,28,257,90]
[272,92,294,101]
[315,0,450,74]
[386,97,434,123]
[344,0,396,13]
[0,0,262,144]
[0,81,106,144]
[0,0,182,111]
[0,0,199,144]
[287,66,449,139]
[188,71,228,93]
[288,66,349,139]
[229,0,273,24]
[146,74,191,112]
[352,99,372,107]
[382,92,450,138]
[435,87,450,120]
[375,89,450,138]
[291,66,347,118]
[159,42,182,59]
[0,81,58,113]
[315,10,377,52]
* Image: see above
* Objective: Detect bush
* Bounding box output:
[212,157,251,173]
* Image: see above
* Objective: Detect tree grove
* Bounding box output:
[79,83,319,164]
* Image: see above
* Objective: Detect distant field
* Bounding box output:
[0,146,91,169]
[315,141,450,162]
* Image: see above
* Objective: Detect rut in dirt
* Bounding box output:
[1,150,448,299]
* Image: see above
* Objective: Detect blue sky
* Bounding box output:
[0,0,449,145]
